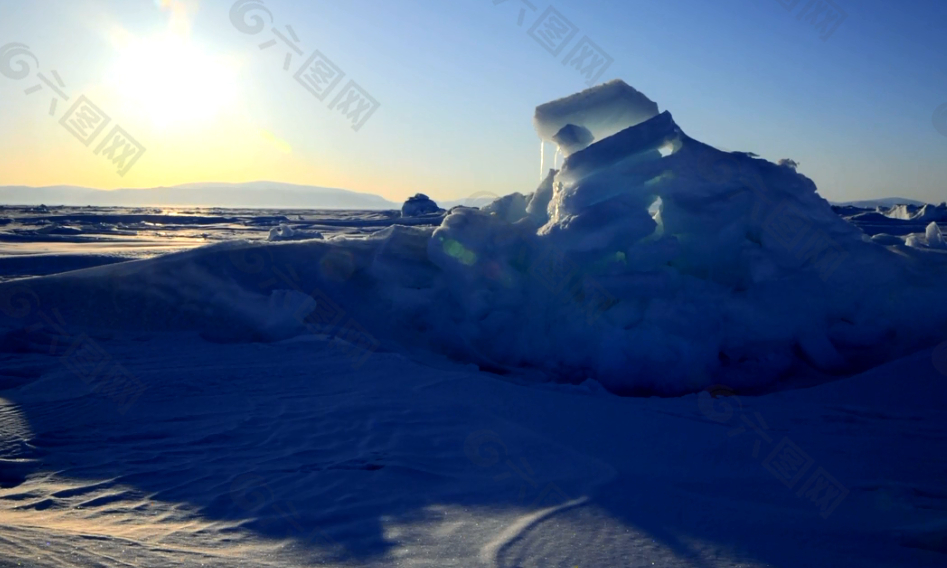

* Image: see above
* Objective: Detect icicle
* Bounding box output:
[540,140,545,181]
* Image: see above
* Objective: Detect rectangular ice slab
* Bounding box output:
[534,80,659,154]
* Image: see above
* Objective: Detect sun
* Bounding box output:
[108,32,241,130]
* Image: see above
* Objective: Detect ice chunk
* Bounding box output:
[915,203,947,223]
[268,224,295,241]
[526,169,557,223]
[885,202,947,222]
[925,221,945,249]
[534,80,659,153]
[885,204,918,220]
[402,194,444,217]
[267,224,323,242]
[552,124,595,156]
[481,192,529,223]
[905,222,946,249]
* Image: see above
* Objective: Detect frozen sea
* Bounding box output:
[0,205,445,282]
[0,202,944,567]
[1,202,941,282]
[2,80,947,566]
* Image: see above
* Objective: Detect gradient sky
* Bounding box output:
[1,0,946,204]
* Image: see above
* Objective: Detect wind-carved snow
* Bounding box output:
[4,81,947,396]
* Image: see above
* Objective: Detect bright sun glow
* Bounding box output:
[108,31,241,130]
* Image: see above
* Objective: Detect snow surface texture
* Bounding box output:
[3,81,947,397]
[1,325,945,567]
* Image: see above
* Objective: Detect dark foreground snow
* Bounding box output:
[0,325,945,567]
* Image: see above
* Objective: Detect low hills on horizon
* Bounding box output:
[0,181,931,211]
[0,182,401,210]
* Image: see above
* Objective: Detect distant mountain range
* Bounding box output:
[0,182,401,210]
[7,183,925,213]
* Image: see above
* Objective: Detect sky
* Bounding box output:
[0,0,946,204]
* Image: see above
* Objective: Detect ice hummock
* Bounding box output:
[885,202,947,223]
[551,124,595,156]
[927,221,946,248]
[534,80,660,156]
[402,194,444,217]
[4,82,947,396]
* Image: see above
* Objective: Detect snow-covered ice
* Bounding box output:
[267,224,324,242]
[924,221,946,249]
[884,202,947,223]
[1,80,946,567]
[0,206,445,280]
[4,82,947,395]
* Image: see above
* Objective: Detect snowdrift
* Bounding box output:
[3,81,947,395]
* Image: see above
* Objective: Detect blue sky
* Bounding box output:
[0,0,945,203]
